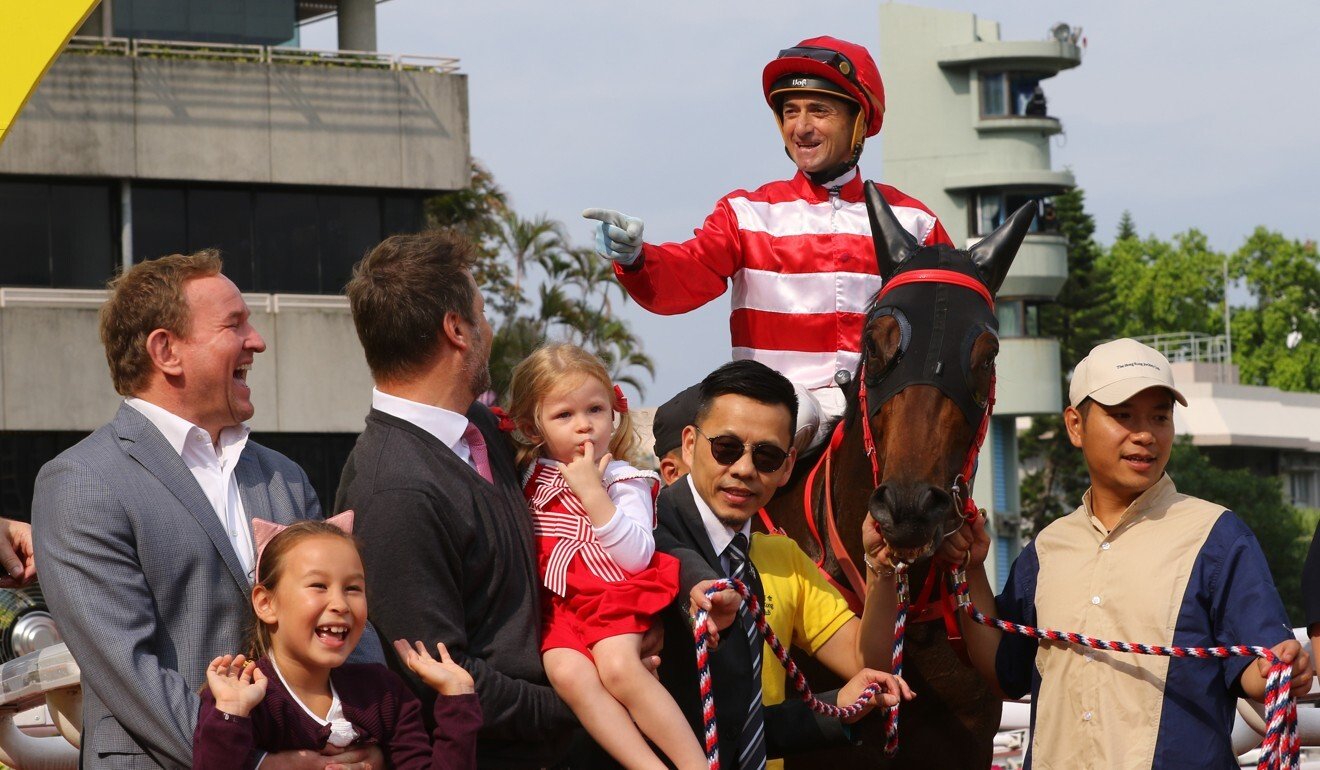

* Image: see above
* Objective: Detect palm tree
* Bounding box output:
[497,210,567,294]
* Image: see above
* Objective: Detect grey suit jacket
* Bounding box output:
[33,403,322,769]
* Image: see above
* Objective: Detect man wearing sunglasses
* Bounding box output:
[584,36,953,453]
[654,361,909,769]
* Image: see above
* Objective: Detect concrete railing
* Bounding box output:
[64,35,460,74]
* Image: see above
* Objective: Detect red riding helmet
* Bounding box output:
[762,36,886,155]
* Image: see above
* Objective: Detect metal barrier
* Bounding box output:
[63,35,461,73]
[0,644,80,769]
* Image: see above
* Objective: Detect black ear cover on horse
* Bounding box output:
[969,202,1036,295]
[864,181,917,280]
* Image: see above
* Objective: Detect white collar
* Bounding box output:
[124,397,249,457]
[686,475,751,558]
[371,388,468,450]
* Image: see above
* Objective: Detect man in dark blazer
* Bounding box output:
[656,360,902,769]
[33,252,380,769]
[337,230,579,768]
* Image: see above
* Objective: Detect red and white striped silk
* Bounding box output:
[616,170,951,389]
[528,464,628,597]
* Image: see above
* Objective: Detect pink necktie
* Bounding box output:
[462,422,493,483]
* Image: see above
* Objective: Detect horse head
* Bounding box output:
[859,182,1034,563]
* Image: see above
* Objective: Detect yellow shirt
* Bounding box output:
[750,532,855,770]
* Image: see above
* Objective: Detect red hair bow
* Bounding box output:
[613,385,629,414]
[488,406,516,433]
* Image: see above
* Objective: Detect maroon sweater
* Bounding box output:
[193,657,480,770]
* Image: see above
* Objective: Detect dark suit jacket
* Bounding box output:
[654,478,850,767]
[33,404,323,769]
[336,403,576,768]
[193,657,480,770]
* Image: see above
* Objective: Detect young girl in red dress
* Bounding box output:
[508,344,707,770]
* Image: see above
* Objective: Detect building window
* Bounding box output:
[113,0,297,46]
[132,182,426,294]
[0,179,118,289]
[980,72,1047,118]
[995,301,1042,338]
[1289,470,1318,509]
[973,191,1059,236]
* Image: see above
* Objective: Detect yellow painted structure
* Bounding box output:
[0,0,100,146]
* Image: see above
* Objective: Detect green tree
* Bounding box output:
[1019,188,1118,533]
[1115,210,1138,241]
[1100,229,1225,339]
[1230,229,1320,391]
[1165,437,1309,625]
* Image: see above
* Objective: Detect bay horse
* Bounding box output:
[768,182,1035,768]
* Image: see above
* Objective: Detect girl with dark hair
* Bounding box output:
[192,514,481,769]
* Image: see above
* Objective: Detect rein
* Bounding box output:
[882,565,1302,769]
[692,578,895,770]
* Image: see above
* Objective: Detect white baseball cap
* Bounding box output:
[1068,338,1188,408]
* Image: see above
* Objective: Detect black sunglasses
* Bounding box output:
[694,427,790,473]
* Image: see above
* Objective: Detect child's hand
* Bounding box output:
[557,440,612,500]
[206,654,267,717]
[393,640,475,696]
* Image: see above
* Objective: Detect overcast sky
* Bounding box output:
[305,1,1319,404]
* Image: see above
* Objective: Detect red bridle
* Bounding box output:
[767,268,997,618]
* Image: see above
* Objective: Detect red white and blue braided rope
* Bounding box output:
[694,578,896,770]
[884,565,1300,770]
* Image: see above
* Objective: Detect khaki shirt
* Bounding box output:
[995,475,1292,768]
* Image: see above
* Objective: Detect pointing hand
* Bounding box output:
[582,208,645,265]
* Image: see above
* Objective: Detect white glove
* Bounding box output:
[582,208,645,266]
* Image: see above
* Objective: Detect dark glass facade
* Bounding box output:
[0,179,118,289]
[131,182,425,294]
[0,431,358,521]
[0,178,425,294]
[112,0,298,46]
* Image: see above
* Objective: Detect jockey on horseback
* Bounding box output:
[585,36,953,451]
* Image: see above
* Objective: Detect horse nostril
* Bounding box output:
[921,486,954,517]
[869,485,897,526]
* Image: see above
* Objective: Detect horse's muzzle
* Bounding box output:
[869,483,956,563]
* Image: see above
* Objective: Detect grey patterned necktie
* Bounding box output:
[725,532,767,770]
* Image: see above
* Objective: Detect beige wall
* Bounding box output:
[0,290,372,433]
[0,54,469,192]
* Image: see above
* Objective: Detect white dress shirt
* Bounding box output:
[687,475,752,575]
[124,397,255,581]
[371,388,480,472]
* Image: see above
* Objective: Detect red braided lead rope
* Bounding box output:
[694,578,895,770]
[886,566,1301,770]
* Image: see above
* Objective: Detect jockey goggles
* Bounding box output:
[774,45,862,90]
[694,427,790,473]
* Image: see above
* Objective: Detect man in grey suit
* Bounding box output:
[33,252,380,770]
